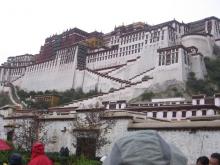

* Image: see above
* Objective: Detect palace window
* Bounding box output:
[172,112,176,117]
[153,112,157,118]
[171,52,175,64]
[184,53,187,65]
[182,111,186,117]
[162,55,165,65]
[163,112,167,118]
[159,55,162,66]
[161,30,165,40]
[202,110,206,116]
[166,51,171,65]
[175,51,178,63]
[192,111,196,116]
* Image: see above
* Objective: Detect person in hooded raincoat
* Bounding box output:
[104,130,187,165]
[28,142,52,165]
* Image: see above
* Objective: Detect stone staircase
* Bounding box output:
[129,67,155,81]
[86,68,131,85]
[62,77,153,108]
[4,82,26,109]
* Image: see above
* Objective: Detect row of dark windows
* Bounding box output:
[87,43,143,63]
[111,32,145,45]
[151,110,208,118]
[120,42,143,52]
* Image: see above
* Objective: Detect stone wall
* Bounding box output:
[181,34,214,58]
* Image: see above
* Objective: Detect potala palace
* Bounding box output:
[1,16,220,164]
[1,16,220,95]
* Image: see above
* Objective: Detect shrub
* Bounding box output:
[142,75,151,81]
[0,92,11,107]
[141,92,154,101]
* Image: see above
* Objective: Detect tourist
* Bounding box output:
[196,156,209,165]
[8,153,22,165]
[28,142,52,165]
[209,153,220,165]
[103,130,187,165]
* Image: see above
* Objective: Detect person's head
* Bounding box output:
[103,130,187,165]
[210,153,220,165]
[196,156,209,165]
[31,142,45,159]
[9,153,22,165]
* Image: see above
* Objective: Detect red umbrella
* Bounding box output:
[0,139,12,151]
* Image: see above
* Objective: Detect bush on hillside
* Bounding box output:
[141,92,154,101]
[0,92,11,107]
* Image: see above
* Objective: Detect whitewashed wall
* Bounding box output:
[19,48,78,91]
[182,35,214,58]
[45,120,75,153]
[159,130,220,165]
[190,54,207,79]
[73,70,122,93]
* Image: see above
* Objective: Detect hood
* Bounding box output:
[31,142,45,159]
[104,131,187,165]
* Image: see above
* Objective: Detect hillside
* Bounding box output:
[0,92,12,107]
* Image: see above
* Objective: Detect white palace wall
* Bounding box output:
[19,47,78,92]
[153,48,190,84]
[101,124,220,165]
[109,27,172,81]
[73,69,122,93]
[45,114,220,165]
[159,130,220,165]
[182,34,215,58]
[190,54,207,79]
[33,117,220,165]
[45,120,75,153]
[2,106,220,165]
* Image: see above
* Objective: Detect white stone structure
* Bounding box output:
[1,107,220,165]
[0,17,219,101]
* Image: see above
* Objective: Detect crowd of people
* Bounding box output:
[1,131,220,165]
[8,142,52,165]
[196,154,220,165]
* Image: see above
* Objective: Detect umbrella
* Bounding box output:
[0,139,12,151]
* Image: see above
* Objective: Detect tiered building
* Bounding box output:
[0,16,220,99]
[1,16,220,164]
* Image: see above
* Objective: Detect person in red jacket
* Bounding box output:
[28,142,52,165]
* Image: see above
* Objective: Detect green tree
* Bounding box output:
[0,92,11,106]
[141,91,154,101]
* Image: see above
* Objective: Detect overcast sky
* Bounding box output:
[0,0,220,64]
